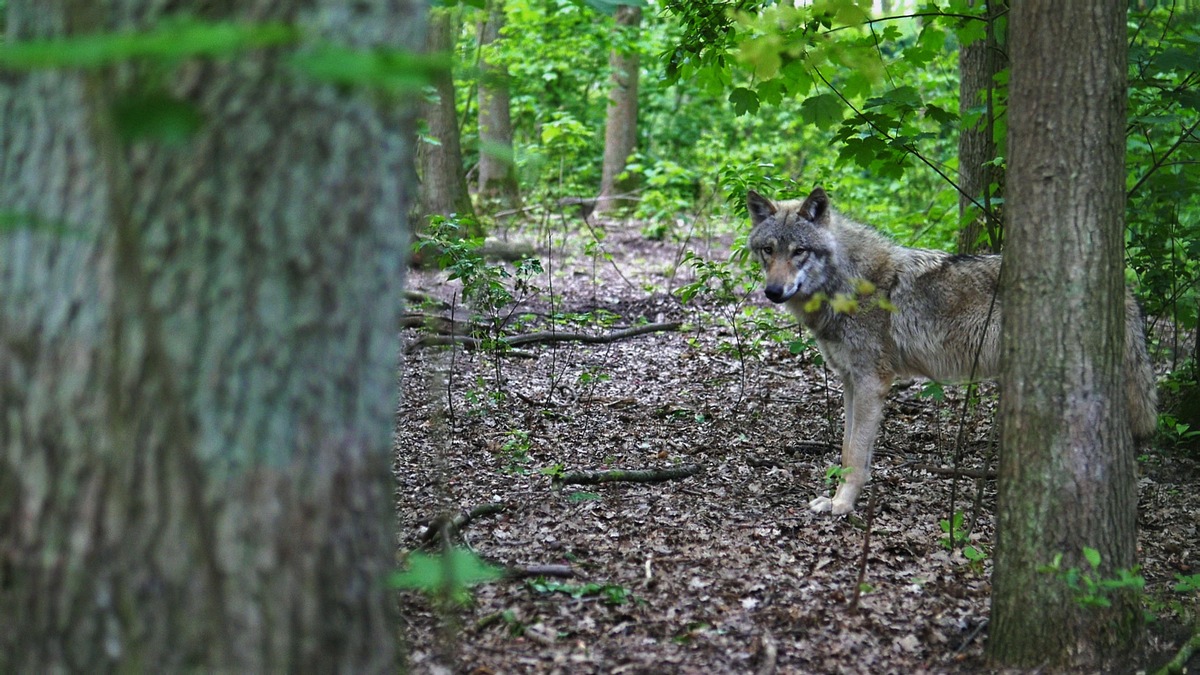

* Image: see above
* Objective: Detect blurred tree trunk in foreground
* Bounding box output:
[0,0,419,670]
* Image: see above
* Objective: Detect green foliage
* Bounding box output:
[0,18,297,68]
[823,464,851,486]
[527,579,638,605]
[391,548,506,605]
[578,0,648,15]
[1038,548,1146,609]
[1173,573,1200,594]
[500,429,533,472]
[938,510,969,549]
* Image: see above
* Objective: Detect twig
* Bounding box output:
[406,321,682,353]
[419,502,507,547]
[848,489,878,613]
[553,464,701,486]
[786,440,840,455]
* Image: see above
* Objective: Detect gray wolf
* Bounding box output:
[747,187,1158,515]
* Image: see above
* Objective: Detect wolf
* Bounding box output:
[747,187,1158,515]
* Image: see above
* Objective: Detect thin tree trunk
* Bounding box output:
[476,0,520,210]
[989,0,1138,669]
[955,0,1007,254]
[419,7,476,224]
[595,5,641,215]
[0,1,416,670]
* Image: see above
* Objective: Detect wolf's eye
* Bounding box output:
[761,245,774,256]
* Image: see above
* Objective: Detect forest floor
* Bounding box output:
[395,214,1199,674]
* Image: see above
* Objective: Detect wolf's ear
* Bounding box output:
[747,191,776,226]
[800,187,831,224]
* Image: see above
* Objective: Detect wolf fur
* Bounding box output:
[747,187,1158,515]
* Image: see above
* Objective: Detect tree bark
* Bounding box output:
[476,0,520,210]
[989,0,1137,669]
[955,0,1007,254]
[418,7,477,224]
[0,1,416,670]
[594,5,641,215]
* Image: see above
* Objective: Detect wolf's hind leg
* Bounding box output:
[810,374,890,515]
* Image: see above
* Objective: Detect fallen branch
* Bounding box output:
[399,312,473,334]
[402,289,448,309]
[406,321,682,353]
[746,455,782,469]
[786,440,839,455]
[419,502,507,547]
[909,463,997,480]
[1154,628,1200,675]
[554,464,701,487]
[505,564,576,580]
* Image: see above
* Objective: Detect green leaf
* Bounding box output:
[113,92,204,145]
[729,87,759,116]
[0,18,298,69]
[800,93,842,130]
[579,0,647,15]
[1082,546,1102,570]
[389,548,505,602]
[291,44,447,93]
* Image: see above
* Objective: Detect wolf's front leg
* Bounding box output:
[809,374,890,515]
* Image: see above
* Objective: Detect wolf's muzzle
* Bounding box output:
[764,285,789,303]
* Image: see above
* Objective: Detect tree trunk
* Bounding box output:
[476,0,520,210]
[0,1,417,670]
[955,0,1007,254]
[594,5,641,215]
[989,0,1137,669]
[419,7,477,225]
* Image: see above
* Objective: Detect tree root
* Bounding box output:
[553,464,701,487]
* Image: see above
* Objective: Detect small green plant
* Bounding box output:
[390,547,505,605]
[566,491,602,503]
[918,380,946,401]
[501,429,532,473]
[1158,413,1200,446]
[1038,547,1145,609]
[577,366,611,386]
[1173,573,1200,594]
[939,511,970,549]
[527,580,638,606]
[824,465,852,487]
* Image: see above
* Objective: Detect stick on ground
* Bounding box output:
[554,464,701,487]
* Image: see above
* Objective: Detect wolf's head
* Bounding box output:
[746,187,835,304]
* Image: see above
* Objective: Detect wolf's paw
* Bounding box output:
[809,495,855,515]
[809,496,833,513]
[830,498,856,516]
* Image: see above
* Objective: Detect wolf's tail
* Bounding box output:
[1125,294,1158,442]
